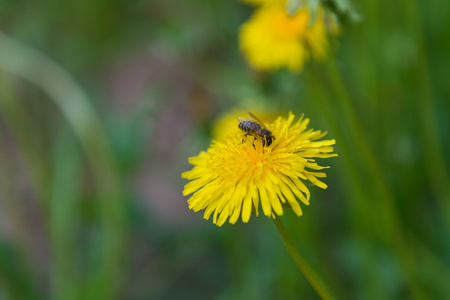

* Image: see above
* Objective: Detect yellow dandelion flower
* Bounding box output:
[239,4,330,71]
[241,0,281,6]
[182,112,337,226]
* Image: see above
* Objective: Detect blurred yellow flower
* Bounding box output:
[239,3,331,71]
[182,112,337,226]
[241,0,280,5]
[212,109,275,142]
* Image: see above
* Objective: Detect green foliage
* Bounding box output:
[0,0,449,299]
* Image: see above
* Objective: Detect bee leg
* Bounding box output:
[242,134,248,144]
[242,134,251,144]
[262,138,267,152]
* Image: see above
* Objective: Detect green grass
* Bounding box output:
[0,0,449,299]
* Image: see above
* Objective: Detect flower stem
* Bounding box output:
[273,217,335,300]
[315,58,427,300]
[400,0,450,228]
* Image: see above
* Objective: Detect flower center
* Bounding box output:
[243,145,271,174]
[273,8,310,40]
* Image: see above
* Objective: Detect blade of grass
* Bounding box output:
[49,129,82,300]
[305,68,390,299]
[400,0,450,229]
[0,31,127,300]
[309,57,428,299]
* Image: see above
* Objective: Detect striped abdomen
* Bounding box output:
[239,120,261,134]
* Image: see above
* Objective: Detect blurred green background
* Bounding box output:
[0,0,449,299]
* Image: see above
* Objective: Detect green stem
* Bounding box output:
[317,58,427,300]
[324,58,399,234]
[273,217,335,300]
[306,68,389,298]
[400,0,450,228]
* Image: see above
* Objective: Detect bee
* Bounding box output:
[238,112,275,146]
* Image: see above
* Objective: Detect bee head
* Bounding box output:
[266,136,275,146]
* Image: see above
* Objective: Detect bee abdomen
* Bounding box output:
[239,121,261,133]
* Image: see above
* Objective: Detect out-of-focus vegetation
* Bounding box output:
[0,0,449,299]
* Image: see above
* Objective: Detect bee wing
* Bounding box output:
[248,112,268,129]
[238,117,252,123]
